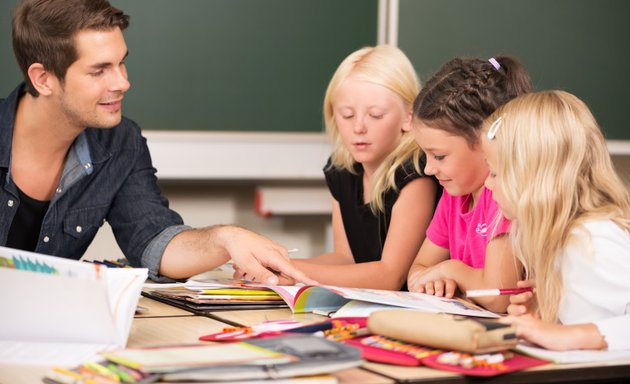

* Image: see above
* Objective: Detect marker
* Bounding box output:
[465,287,533,298]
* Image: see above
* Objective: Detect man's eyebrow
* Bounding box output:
[88,51,129,69]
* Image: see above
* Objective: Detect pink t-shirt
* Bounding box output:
[426,187,510,268]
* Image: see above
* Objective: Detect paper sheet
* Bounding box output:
[0,246,146,365]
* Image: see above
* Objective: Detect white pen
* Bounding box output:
[466,287,533,298]
[287,248,299,254]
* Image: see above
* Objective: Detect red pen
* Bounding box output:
[465,287,533,298]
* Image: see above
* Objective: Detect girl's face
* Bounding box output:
[333,78,410,174]
[481,137,514,219]
[414,120,488,199]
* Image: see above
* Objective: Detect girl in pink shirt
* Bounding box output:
[407,56,532,312]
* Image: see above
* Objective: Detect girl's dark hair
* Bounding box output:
[412,56,533,146]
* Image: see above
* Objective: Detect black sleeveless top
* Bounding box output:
[324,154,438,269]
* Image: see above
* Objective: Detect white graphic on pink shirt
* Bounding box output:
[476,223,488,237]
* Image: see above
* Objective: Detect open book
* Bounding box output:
[0,246,147,366]
[185,278,499,318]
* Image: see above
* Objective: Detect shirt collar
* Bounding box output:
[0,84,24,170]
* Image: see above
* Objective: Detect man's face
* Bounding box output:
[55,27,130,129]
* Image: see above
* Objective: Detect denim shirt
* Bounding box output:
[0,84,190,280]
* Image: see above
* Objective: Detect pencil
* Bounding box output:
[465,287,533,298]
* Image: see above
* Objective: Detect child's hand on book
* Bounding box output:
[408,262,458,298]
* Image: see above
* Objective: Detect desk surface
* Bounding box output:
[2,294,629,384]
[135,295,194,318]
[0,296,388,384]
[203,300,630,383]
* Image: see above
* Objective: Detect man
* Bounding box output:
[0,0,314,285]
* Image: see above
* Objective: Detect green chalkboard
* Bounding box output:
[398,0,630,141]
[0,0,377,132]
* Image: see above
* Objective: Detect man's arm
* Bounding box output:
[159,225,317,285]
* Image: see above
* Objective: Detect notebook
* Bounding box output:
[0,246,146,366]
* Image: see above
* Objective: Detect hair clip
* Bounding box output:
[486,117,503,140]
[488,57,501,71]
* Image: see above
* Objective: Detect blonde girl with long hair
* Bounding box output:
[483,90,630,350]
[290,45,439,289]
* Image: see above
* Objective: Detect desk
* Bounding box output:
[201,305,628,383]
[0,296,389,384]
[363,359,630,383]
[2,294,629,384]
[135,295,195,318]
[208,307,323,326]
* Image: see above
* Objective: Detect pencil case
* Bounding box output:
[367,310,517,354]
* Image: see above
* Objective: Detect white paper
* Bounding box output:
[185,278,499,318]
[516,343,630,364]
[0,246,147,366]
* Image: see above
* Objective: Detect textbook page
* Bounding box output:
[186,278,499,318]
[292,286,499,318]
[0,246,147,365]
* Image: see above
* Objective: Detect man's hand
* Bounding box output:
[219,226,317,286]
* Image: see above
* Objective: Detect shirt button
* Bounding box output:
[7,200,14,207]
[56,187,62,193]
[43,236,50,243]
[76,226,82,233]
[84,163,92,170]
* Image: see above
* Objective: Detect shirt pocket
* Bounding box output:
[63,205,109,239]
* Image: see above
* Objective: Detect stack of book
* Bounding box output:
[144,279,290,313]
[44,334,362,383]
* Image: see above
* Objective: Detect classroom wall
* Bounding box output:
[84,154,630,263]
[82,182,333,262]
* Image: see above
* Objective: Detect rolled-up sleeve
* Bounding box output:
[141,224,192,282]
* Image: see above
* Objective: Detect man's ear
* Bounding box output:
[27,63,56,96]
[402,110,413,132]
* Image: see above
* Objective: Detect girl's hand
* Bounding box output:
[408,262,458,297]
[417,278,458,298]
[500,315,606,351]
[507,280,538,317]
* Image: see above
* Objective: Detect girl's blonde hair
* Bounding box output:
[483,90,630,322]
[323,45,421,213]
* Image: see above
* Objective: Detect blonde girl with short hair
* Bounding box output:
[290,45,440,290]
[483,90,630,350]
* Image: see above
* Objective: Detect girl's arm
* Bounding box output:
[294,178,437,290]
[407,238,451,291]
[501,315,610,351]
[409,234,521,312]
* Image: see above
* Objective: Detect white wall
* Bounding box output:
[83,154,630,264]
[82,182,332,262]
